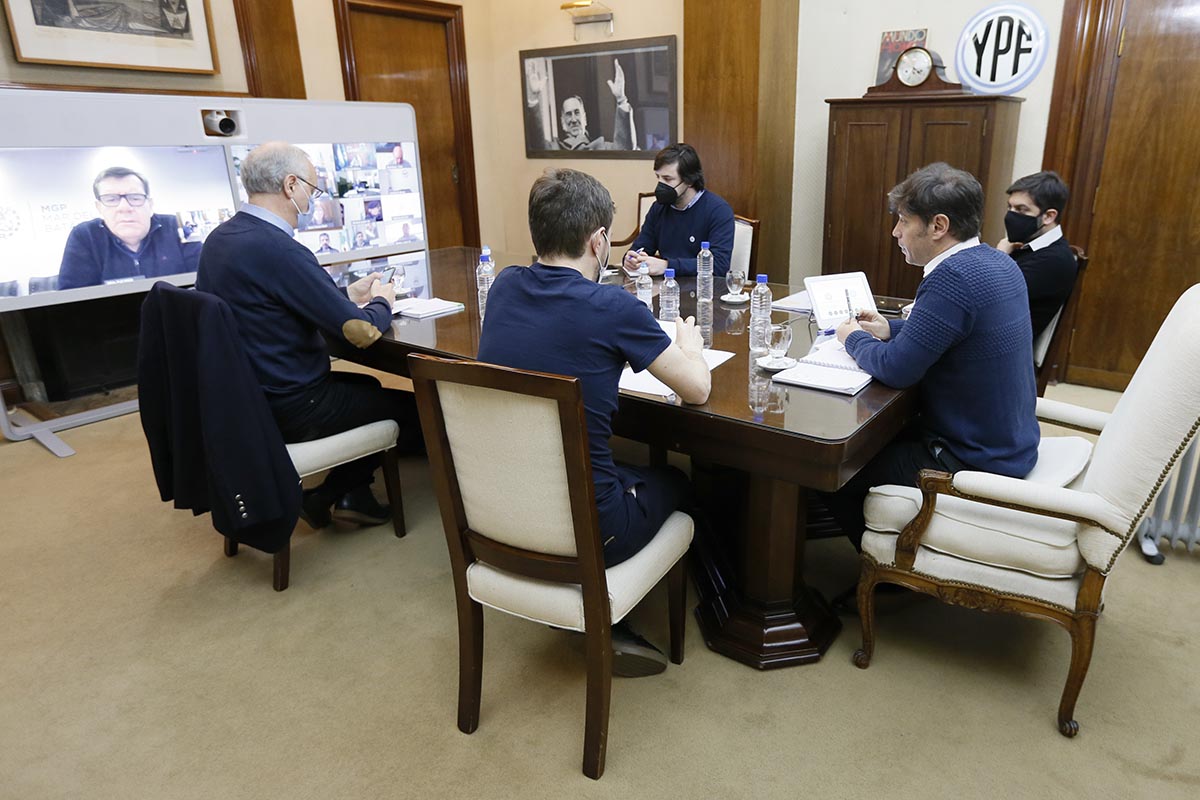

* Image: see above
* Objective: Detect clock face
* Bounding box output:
[896,47,934,87]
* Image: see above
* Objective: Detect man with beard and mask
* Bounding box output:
[996,171,1077,340]
[622,143,735,278]
[477,167,710,676]
[196,142,423,529]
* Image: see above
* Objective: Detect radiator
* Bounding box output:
[1138,437,1200,563]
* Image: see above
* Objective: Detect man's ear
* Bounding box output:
[929,213,951,239]
[1043,208,1059,225]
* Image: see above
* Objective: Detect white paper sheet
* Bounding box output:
[772,290,811,313]
[619,348,735,398]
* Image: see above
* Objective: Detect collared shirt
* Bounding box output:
[670,189,706,212]
[240,202,295,238]
[1023,224,1063,252]
[923,236,981,278]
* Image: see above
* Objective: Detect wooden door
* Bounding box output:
[335,0,480,249]
[823,105,903,294]
[1064,0,1200,388]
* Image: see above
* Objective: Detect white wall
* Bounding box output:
[789,0,1065,283]
[293,0,683,261]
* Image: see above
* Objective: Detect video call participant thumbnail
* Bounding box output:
[58,167,200,290]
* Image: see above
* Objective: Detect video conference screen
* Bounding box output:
[0,145,235,298]
[230,141,426,262]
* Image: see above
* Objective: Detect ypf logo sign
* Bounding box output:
[955,4,1049,95]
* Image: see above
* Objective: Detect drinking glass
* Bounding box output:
[725,268,746,297]
[767,324,792,364]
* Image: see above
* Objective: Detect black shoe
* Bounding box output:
[611,621,668,678]
[299,488,334,529]
[331,485,391,527]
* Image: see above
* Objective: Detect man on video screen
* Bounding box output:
[57,166,200,290]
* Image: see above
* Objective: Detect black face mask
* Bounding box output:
[655,181,680,206]
[1004,210,1043,244]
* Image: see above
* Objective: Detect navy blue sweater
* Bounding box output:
[58,214,200,290]
[194,211,393,396]
[845,244,1039,477]
[630,190,735,277]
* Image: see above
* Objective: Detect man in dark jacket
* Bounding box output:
[196,142,422,529]
[58,167,200,290]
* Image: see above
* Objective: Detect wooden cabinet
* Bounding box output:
[822,95,1021,299]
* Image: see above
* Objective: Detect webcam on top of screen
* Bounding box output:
[201,109,241,137]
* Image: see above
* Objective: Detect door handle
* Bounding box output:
[451,163,459,184]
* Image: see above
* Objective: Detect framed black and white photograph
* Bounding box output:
[3,0,218,74]
[520,35,677,160]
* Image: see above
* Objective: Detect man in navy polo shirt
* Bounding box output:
[478,167,711,676]
[623,143,735,278]
[58,167,200,290]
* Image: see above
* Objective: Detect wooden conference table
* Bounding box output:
[329,247,916,669]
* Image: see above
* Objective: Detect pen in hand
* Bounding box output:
[845,289,855,321]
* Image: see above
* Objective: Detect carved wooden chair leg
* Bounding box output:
[223,536,238,557]
[667,557,687,665]
[382,448,406,538]
[1058,613,1097,737]
[272,543,290,592]
[582,620,613,780]
[853,559,878,669]
[457,598,484,734]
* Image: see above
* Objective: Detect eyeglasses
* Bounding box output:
[293,175,325,199]
[96,193,148,207]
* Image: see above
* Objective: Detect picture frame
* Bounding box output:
[520,35,677,160]
[3,0,219,74]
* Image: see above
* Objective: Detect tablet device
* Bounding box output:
[802,272,877,330]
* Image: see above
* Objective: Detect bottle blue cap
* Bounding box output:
[701,241,710,249]
[664,268,675,279]
[756,274,768,283]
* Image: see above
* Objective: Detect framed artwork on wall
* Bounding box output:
[3,0,218,74]
[520,35,677,159]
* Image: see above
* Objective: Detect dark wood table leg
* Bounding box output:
[692,473,841,669]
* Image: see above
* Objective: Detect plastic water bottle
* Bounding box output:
[749,274,772,353]
[636,264,653,309]
[697,241,714,303]
[658,268,679,322]
[476,245,494,317]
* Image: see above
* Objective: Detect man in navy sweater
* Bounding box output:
[623,143,735,278]
[196,142,421,528]
[827,162,1039,552]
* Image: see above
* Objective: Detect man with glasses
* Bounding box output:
[196,142,421,529]
[623,143,734,278]
[58,166,200,290]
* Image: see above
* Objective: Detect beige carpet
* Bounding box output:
[2,382,1198,798]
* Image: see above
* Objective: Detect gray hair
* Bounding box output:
[240,142,312,196]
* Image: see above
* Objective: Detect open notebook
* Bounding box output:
[618,320,735,397]
[390,297,465,319]
[771,336,872,395]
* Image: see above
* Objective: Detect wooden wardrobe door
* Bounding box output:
[823,106,904,294]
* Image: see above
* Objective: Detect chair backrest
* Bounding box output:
[1035,246,1088,394]
[636,192,656,232]
[408,354,609,591]
[732,215,760,276]
[1079,283,1200,572]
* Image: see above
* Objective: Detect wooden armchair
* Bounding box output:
[408,354,692,779]
[610,192,656,247]
[853,283,1200,737]
[732,214,761,277]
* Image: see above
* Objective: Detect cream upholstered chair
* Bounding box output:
[732,214,760,277]
[408,354,692,780]
[853,284,1200,737]
[225,419,407,591]
[610,192,657,247]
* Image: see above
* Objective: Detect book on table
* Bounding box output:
[391,297,464,319]
[771,337,872,396]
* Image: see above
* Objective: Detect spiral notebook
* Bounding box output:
[771,337,872,395]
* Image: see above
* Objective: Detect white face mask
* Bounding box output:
[289,179,311,221]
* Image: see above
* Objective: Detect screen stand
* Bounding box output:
[1,392,138,458]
